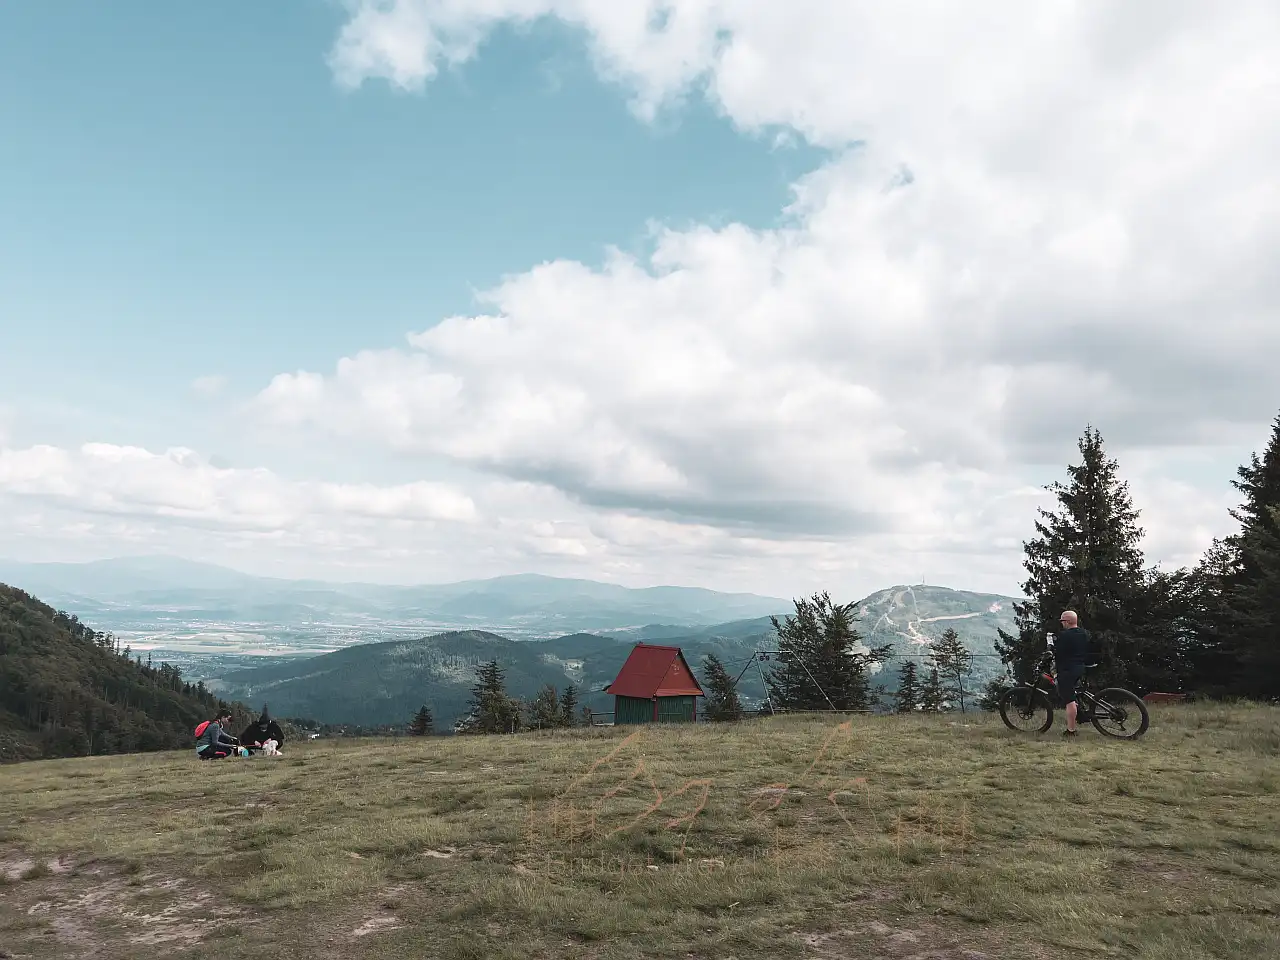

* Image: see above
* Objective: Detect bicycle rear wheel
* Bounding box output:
[1089,688,1150,740]
[999,687,1054,733]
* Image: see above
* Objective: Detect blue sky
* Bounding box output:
[0,1,1274,595]
[0,3,820,460]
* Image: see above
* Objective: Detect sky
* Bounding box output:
[1,1,1277,599]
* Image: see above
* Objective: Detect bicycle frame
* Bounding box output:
[1028,653,1117,719]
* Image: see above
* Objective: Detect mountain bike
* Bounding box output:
[998,647,1150,740]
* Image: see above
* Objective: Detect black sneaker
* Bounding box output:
[1062,728,1078,737]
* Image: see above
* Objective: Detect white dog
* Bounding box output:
[260,739,280,756]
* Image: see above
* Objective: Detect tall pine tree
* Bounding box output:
[558,684,579,727]
[459,660,523,734]
[766,592,891,712]
[929,629,973,713]
[1195,413,1280,698]
[408,704,433,736]
[1183,538,1242,692]
[995,426,1158,690]
[526,685,561,729]
[1228,417,1280,697]
[893,660,920,713]
[701,653,744,721]
[920,667,946,712]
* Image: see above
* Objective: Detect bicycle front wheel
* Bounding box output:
[1089,688,1150,740]
[999,687,1054,733]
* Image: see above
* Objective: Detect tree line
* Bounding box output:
[698,613,976,719]
[0,586,247,761]
[991,416,1280,701]
[405,659,585,735]
[734,416,1277,715]
[420,412,1279,736]
[697,414,1280,720]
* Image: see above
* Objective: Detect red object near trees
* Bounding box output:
[605,644,705,724]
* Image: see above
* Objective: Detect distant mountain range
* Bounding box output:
[0,556,788,635]
[211,618,785,727]
[0,557,1022,729]
[212,585,1019,727]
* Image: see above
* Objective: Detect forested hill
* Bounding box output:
[0,584,244,762]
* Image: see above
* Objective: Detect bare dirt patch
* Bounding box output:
[0,852,254,959]
[801,920,1034,960]
[351,914,403,938]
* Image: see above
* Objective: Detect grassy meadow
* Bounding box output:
[1,704,1277,959]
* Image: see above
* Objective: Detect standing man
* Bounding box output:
[1055,611,1092,737]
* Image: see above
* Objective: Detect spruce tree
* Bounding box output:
[977,675,1012,712]
[408,704,433,736]
[893,660,920,713]
[462,659,523,734]
[701,653,744,721]
[929,628,973,713]
[1223,414,1280,697]
[558,684,579,727]
[527,684,562,729]
[995,426,1154,689]
[766,592,891,712]
[920,668,946,712]
[1184,538,1242,692]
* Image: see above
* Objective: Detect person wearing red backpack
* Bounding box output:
[195,710,240,759]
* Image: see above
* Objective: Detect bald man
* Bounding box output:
[1055,611,1092,736]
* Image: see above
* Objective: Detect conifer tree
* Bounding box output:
[701,653,744,721]
[893,660,920,713]
[929,628,973,713]
[558,684,579,727]
[1223,415,1280,697]
[461,659,523,734]
[527,684,562,729]
[995,426,1153,688]
[766,592,891,712]
[408,704,433,736]
[977,675,1012,712]
[920,667,946,712]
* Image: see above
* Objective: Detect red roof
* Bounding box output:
[605,643,704,698]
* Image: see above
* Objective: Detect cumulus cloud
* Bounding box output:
[292,0,1280,589]
[16,2,1277,595]
[0,443,478,532]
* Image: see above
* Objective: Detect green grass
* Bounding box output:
[1,704,1277,959]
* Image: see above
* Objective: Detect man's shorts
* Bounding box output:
[1057,668,1084,708]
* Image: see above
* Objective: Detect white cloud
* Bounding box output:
[12,2,1278,597]
[191,375,228,397]
[300,0,1280,590]
[0,443,478,533]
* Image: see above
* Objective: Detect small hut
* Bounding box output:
[605,643,704,724]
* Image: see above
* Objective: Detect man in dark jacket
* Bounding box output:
[196,711,240,759]
[239,706,285,753]
[1055,610,1092,737]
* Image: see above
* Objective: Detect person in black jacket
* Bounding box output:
[1055,611,1092,737]
[239,706,285,753]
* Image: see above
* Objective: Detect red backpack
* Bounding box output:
[194,720,211,738]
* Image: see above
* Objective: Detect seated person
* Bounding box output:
[238,706,285,754]
[196,711,240,760]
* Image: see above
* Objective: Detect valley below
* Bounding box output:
[1,557,1022,729]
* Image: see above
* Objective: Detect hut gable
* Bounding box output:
[605,643,704,699]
